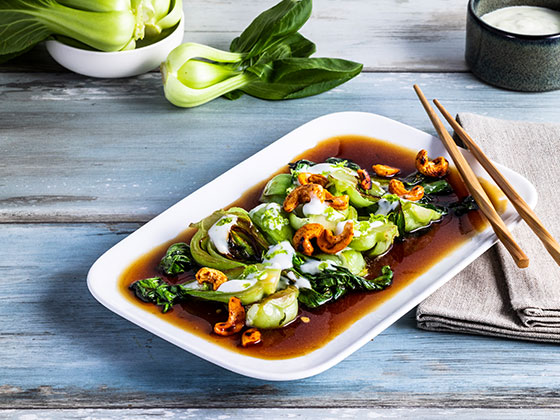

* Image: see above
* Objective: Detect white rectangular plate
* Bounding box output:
[87,112,537,381]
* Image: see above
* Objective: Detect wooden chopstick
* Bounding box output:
[413,84,530,268]
[433,99,560,267]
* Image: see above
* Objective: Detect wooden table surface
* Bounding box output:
[2,0,560,418]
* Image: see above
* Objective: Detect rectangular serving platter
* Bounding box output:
[87,112,537,381]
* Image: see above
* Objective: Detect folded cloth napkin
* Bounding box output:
[416,112,560,342]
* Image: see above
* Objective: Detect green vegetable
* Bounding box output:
[161,0,362,107]
[288,206,348,231]
[316,249,366,275]
[296,263,394,309]
[249,203,293,244]
[143,0,182,37]
[376,193,443,234]
[129,276,202,313]
[260,174,293,204]
[401,171,452,195]
[229,0,312,58]
[323,157,361,171]
[130,265,282,310]
[349,216,399,256]
[448,195,479,216]
[190,208,270,270]
[327,167,360,191]
[187,265,281,305]
[288,159,315,172]
[157,242,195,276]
[401,200,444,232]
[246,286,299,329]
[327,169,385,206]
[344,185,380,208]
[421,179,453,195]
[0,0,182,61]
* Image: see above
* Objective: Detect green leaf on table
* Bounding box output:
[246,32,316,78]
[241,57,363,100]
[230,0,312,57]
[225,32,316,100]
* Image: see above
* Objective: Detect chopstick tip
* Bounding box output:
[517,257,530,269]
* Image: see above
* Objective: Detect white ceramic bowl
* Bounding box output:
[46,15,184,78]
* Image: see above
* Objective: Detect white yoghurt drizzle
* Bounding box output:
[335,220,353,235]
[375,197,400,216]
[216,278,257,293]
[302,193,329,216]
[208,215,237,255]
[295,162,358,185]
[216,268,267,293]
[481,6,560,36]
[285,270,313,290]
[262,241,296,270]
[299,259,337,275]
[303,162,357,177]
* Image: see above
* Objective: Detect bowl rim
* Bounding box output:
[46,13,184,56]
[468,0,560,40]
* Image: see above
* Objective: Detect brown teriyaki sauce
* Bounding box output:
[119,135,503,359]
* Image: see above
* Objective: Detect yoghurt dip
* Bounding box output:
[481,6,560,36]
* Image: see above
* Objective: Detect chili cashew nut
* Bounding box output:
[293,223,325,256]
[293,222,354,256]
[372,164,400,177]
[241,328,262,347]
[317,222,354,254]
[196,267,228,290]
[357,169,372,190]
[388,179,424,201]
[214,297,245,336]
[324,190,349,211]
[283,184,325,213]
[283,184,349,212]
[297,172,329,187]
[415,149,449,178]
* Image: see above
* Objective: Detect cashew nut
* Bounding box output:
[196,267,228,291]
[297,172,329,187]
[324,190,349,211]
[317,221,354,254]
[214,297,245,336]
[241,328,262,347]
[283,184,348,213]
[372,164,400,177]
[283,184,325,213]
[293,223,325,256]
[415,149,449,178]
[357,169,372,190]
[388,179,424,201]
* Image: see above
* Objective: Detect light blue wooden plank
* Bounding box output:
[0,0,468,73]
[1,224,560,408]
[4,408,560,420]
[1,72,560,222]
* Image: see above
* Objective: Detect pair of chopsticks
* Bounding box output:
[413,84,560,269]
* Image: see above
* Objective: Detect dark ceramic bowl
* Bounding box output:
[466,0,560,91]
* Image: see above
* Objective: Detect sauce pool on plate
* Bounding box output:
[119,135,503,360]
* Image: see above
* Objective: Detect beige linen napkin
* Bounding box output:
[416,113,560,342]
